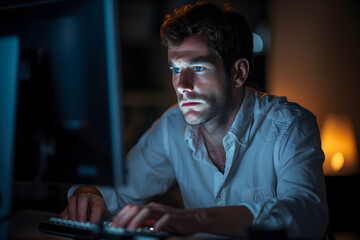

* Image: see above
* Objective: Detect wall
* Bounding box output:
[268,0,360,172]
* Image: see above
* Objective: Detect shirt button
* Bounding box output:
[215,197,222,204]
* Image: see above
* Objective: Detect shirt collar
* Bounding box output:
[227,87,255,145]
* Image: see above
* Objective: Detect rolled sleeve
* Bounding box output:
[67,184,120,214]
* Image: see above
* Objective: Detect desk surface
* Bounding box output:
[8,209,237,240]
[9,209,65,240]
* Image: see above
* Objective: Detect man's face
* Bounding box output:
[168,34,230,126]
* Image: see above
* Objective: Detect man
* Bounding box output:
[61,1,328,238]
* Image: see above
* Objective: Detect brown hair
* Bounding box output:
[160,1,253,78]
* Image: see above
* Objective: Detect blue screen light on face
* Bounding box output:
[253,33,264,53]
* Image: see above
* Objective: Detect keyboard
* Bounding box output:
[38,217,170,239]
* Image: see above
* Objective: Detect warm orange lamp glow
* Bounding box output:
[321,114,358,175]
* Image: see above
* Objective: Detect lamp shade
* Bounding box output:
[321,114,358,175]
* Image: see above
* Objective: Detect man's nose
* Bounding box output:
[176,69,194,93]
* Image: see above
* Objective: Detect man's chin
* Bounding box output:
[184,120,201,126]
[181,111,204,126]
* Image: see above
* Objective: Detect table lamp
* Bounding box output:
[321,114,358,175]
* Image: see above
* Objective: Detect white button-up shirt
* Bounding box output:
[69,87,328,238]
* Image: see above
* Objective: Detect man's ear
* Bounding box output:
[233,58,249,88]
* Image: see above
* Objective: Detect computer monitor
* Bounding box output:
[0,0,124,196]
[0,35,20,240]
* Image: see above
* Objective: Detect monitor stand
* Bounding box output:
[0,35,20,240]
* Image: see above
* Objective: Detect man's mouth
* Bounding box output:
[181,101,202,108]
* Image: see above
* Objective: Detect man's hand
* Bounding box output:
[111,203,253,237]
[60,186,111,224]
[111,202,202,235]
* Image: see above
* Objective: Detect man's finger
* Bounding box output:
[77,194,89,222]
[68,195,78,221]
[113,205,142,228]
[154,213,171,232]
[111,205,132,227]
[60,207,69,219]
[127,207,152,230]
[89,204,103,224]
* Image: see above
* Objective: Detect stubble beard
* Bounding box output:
[178,89,235,128]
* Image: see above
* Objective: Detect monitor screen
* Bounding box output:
[0,35,20,240]
[0,0,124,190]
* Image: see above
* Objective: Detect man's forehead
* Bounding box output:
[168,43,222,69]
[168,46,212,60]
[167,34,213,58]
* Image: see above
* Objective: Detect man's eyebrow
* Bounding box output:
[189,56,216,65]
[168,56,216,68]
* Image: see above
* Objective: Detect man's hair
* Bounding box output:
[160,1,253,78]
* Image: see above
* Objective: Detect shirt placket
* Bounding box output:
[213,134,238,206]
[214,172,224,206]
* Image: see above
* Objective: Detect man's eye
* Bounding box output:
[194,67,204,72]
[172,68,181,74]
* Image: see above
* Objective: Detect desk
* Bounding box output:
[8,209,237,240]
[9,209,64,240]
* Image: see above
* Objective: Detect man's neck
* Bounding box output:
[200,87,244,148]
[200,107,237,149]
[200,107,238,174]
[199,87,244,173]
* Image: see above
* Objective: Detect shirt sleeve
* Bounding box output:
[98,113,177,211]
[248,112,329,239]
[66,108,178,215]
[67,184,120,214]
